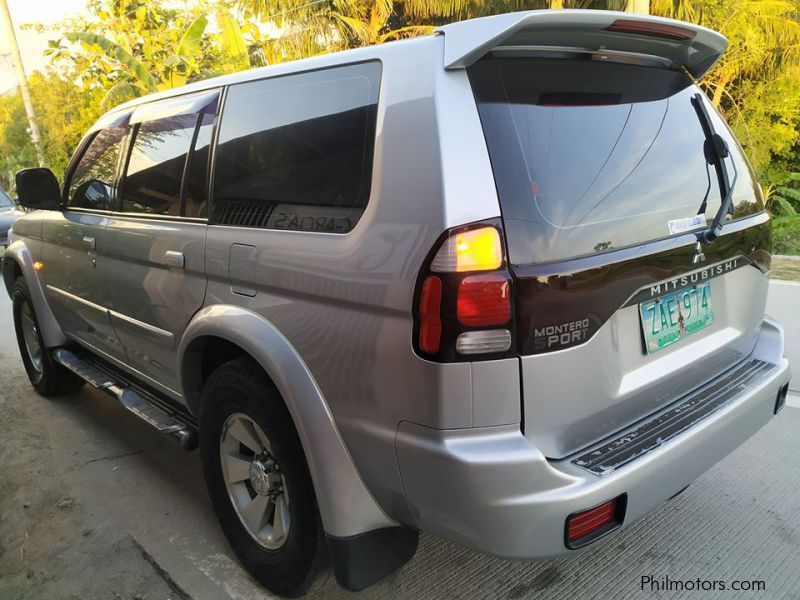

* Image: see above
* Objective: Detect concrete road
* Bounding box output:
[766,280,800,392]
[1,283,799,600]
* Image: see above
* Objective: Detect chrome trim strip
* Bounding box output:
[45,284,106,314]
[109,309,174,348]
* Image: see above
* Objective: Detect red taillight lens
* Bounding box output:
[457,274,510,327]
[566,497,622,546]
[606,19,694,41]
[418,276,442,353]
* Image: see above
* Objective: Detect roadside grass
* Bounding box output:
[773,216,800,256]
[773,256,800,281]
[771,216,800,280]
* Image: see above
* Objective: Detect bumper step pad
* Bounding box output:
[572,359,777,476]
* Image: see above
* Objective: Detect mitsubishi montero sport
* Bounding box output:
[2,10,791,597]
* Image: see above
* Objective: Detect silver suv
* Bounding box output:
[2,10,791,597]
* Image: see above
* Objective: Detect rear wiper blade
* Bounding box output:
[690,92,738,243]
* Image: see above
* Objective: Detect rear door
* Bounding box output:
[102,90,219,394]
[468,54,769,459]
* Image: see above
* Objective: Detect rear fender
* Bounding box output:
[177,305,396,538]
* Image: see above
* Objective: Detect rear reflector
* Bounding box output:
[566,496,624,548]
[457,274,510,326]
[418,276,442,354]
[606,19,695,41]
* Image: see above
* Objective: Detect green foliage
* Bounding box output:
[2,0,800,252]
[772,215,800,254]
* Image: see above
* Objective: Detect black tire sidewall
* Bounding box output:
[199,359,323,597]
[12,278,47,387]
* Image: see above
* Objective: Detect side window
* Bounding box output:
[184,110,215,218]
[212,61,381,232]
[68,126,127,210]
[121,94,218,217]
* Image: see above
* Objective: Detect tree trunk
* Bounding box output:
[711,76,729,108]
[625,0,650,14]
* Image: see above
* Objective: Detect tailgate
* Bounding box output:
[465,39,771,459]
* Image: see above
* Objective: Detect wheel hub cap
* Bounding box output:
[249,459,273,496]
[220,413,290,550]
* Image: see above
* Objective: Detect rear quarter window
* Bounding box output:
[468,56,764,266]
[212,61,381,233]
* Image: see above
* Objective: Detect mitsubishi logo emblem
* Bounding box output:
[692,241,706,264]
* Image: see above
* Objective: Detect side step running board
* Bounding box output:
[53,348,198,450]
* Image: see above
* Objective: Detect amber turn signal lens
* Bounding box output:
[431,226,503,273]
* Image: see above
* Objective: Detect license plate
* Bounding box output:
[639,282,713,354]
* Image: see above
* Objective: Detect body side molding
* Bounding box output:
[177,304,397,538]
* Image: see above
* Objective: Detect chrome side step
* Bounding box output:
[53,348,198,450]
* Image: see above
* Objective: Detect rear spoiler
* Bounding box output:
[436,10,727,80]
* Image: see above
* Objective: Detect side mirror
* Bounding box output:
[15,168,62,210]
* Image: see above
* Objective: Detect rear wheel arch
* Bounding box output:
[181,335,248,417]
[177,305,396,539]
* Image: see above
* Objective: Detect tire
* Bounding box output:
[199,357,326,597]
[12,277,84,397]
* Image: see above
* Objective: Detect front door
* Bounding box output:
[102,91,219,395]
[42,119,129,362]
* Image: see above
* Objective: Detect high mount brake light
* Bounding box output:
[414,221,515,362]
[605,19,695,41]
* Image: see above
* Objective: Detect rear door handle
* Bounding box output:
[82,236,96,250]
[165,250,185,269]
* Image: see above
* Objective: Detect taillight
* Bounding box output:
[457,274,510,326]
[413,219,515,362]
[418,276,442,354]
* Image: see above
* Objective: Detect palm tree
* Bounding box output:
[241,0,563,61]
[649,0,800,108]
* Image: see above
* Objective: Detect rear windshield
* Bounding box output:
[468,56,764,266]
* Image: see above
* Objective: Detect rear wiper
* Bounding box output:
[690,93,738,243]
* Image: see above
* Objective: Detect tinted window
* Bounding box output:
[184,111,215,218]
[0,187,12,208]
[122,114,196,216]
[469,57,763,266]
[212,61,381,232]
[69,126,128,210]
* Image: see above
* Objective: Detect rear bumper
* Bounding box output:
[395,318,791,559]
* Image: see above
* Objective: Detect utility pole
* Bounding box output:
[0,0,44,166]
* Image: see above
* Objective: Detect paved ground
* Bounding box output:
[1,283,799,600]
